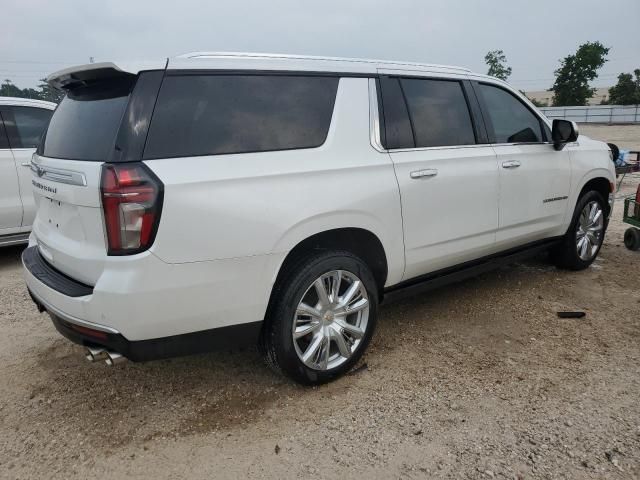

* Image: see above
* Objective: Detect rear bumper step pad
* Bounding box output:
[22,246,93,297]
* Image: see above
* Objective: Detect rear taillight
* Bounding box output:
[100,163,163,255]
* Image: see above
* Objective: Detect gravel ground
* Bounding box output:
[1,128,639,479]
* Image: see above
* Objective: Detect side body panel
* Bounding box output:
[493,143,571,250]
[12,147,38,226]
[389,146,499,279]
[146,77,405,283]
[563,136,616,229]
[0,146,22,230]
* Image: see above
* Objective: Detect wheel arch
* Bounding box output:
[267,227,390,318]
[578,175,613,215]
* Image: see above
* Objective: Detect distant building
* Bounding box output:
[523,87,610,106]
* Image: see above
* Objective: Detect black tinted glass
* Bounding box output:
[400,78,476,148]
[0,113,9,149]
[144,74,339,159]
[379,77,414,149]
[478,84,543,143]
[11,107,52,148]
[42,79,134,160]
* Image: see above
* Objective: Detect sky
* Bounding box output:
[2,0,639,93]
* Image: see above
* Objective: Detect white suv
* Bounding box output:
[23,53,615,384]
[0,97,55,246]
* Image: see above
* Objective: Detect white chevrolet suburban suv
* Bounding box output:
[23,53,616,384]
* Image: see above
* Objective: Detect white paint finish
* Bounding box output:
[563,136,616,227]
[24,246,283,340]
[146,78,405,286]
[11,148,37,226]
[29,155,107,284]
[0,97,56,109]
[494,143,571,249]
[389,146,500,279]
[0,148,22,229]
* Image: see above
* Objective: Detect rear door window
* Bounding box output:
[477,83,544,143]
[2,106,52,149]
[143,74,339,159]
[400,78,476,148]
[41,78,134,160]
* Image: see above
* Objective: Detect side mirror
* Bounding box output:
[552,119,579,151]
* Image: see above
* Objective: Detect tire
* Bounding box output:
[260,250,378,385]
[552,190,607,270]
[624,228,640,251]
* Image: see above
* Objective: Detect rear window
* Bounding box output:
[41,79,133,161]
[143,74,339,159]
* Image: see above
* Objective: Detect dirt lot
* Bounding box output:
[1,128,639,479]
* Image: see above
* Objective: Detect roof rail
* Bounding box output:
[176,51,472,73]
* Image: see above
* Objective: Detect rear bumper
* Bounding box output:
[22,244,279,359]
[25,272,262,362]
[44,307,261,362]
[23,244,281,340]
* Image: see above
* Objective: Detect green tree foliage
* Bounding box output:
[608,69,640,105]
[0,78,64,103]
[485,50,512,81]
[551,41,609,106]
[528,97,548,108]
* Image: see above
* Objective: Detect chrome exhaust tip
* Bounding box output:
[104,351,126,366]
[85,347,108,362]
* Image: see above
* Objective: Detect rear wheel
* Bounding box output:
[261,251,378,385]
[624,228,640,251]
[552,191,607,270]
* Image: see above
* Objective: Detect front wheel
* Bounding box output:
[261,251,378,385]
[552,191,607,270]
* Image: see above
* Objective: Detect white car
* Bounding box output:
[0,97,55,246]
[23,53,615,384]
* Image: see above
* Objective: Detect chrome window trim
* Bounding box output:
[367,77,557,154]
[490,142,554,147]
[368,78,385,153]
[388,144,490,153]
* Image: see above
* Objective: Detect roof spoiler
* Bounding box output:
[47,59,168,90]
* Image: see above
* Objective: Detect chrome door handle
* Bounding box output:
[410,168,438,179]
[502,160,521,169]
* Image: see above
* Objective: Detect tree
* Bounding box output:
[551,41,609,106]
[529,97,548,108]
[0,79,24,98]
[36,78,65,103]
[608,69,640,105]
[0,78,64,103]
[485,50,512,81]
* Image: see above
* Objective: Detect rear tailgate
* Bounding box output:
[30,156,105,285]
[31,62,165,286]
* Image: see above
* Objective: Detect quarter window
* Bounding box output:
[378,77,414,149]
[400,78,476,148]
[143,74,339,159]
[478,84,543,143]
[0,113,9,149]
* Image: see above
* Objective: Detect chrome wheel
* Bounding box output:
[576,200,604,261]
[292,270,369,371]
